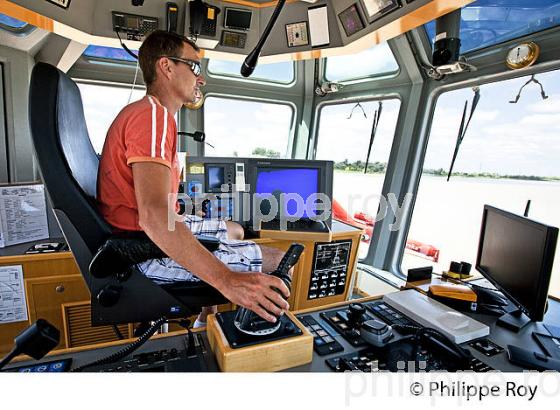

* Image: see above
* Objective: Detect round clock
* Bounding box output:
[184,90,204,110]
[506,42,540,70]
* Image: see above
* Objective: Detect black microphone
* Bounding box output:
[241,48,261,78]
[241,0,286,77]
[178,131,205,142]
[0,319,60,370]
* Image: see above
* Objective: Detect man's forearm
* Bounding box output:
[137,204,290,323]
[138,206,230,288]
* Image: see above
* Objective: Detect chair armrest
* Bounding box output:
[89,232,220,279]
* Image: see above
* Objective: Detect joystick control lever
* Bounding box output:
[234,244,304,336]
[348,303,366,327]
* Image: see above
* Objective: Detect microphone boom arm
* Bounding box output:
[241,0,287,77]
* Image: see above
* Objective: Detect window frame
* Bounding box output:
[311,95,402,160]
[311,95,403,262]
[391,64,560,281]
[201,93,297,159]
[205,60,297,88]
[398,68,560,300]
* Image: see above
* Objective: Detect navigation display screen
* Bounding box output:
[255,167,319,219]
[224,8,252,30]
[207,166,225,191]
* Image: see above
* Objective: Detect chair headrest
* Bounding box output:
[29,62,111,252]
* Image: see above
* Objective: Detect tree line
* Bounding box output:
[250,149,559,181]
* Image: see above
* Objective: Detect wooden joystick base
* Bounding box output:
[206,311,313,372]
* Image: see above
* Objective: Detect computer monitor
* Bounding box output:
[248,159,333,228]
[476,205,558,329]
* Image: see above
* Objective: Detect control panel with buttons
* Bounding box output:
[308,240,351,300]
[320,303,378,347]
[297,314,343,356]
[5,358,72,373]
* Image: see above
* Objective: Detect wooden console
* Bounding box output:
[257,221,363,311]
[206,311,313,372]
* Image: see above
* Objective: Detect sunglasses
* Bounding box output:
[162,56,202,77]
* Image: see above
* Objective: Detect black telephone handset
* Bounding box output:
[166,2,179,33]
[417,327,473,369]
[189,0,220,37]
[394,323,473,370]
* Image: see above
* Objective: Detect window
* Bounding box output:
[207,59,295,84]
[83,45,138,63]
[404,70,560,299]
[77,83,145,154]
[315,99,401,258]
[203,97,294,158]
[324,42,398,82]
[425,0,560,54]
[0,13,33,34]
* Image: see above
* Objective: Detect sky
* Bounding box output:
[207,59,294,84]
[203,97,293,158]
[78,83,145,154]
[315,99,401,165]
[424,70,560,177]
[325,42,398,81]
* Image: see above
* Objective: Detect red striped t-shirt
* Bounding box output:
[97,95,180,231]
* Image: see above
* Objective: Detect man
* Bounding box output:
[97,30,289,326]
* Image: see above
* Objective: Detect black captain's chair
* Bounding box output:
[29,62,227,326]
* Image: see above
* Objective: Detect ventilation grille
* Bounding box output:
[63,302,130,348]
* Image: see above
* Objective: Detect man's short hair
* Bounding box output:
[139,30,200,87]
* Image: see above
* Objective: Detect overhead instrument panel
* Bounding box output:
[0,0,474,63]
[112,11,159,41]
[46,0,71,9]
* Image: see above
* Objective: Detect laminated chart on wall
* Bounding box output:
[0,184,48,248]
[0,265,28,324]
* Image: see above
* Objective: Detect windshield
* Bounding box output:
[425,0,560,53]
[404,70,560,299]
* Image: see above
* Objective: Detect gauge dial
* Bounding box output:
[506,42,540,70]
[184,90,204,110]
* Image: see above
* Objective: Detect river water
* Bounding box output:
[331,171,560,298]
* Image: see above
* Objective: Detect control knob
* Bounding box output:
[361,319,394,347]
[348,303,366,327]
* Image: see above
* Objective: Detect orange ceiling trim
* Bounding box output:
[221,0,299,9]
